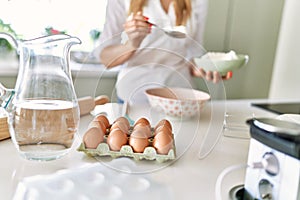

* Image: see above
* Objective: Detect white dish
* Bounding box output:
[194,51,249,76]
[70,51,100,64]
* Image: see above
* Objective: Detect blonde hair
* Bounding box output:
[129,0,191,26]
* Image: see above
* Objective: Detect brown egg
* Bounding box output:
[114,117,130,130]
[107,129,128,151]
[133,123,152,138]
[134,117,151,128]
[94,114,110,129]
[129,129,149,153]
[110,121,129,135]
[83,126,105,149]
[88,120,107,134]
[153,124,172,136]
[154,119,172,132]
[153,131,174,155]
[131,128,149,138]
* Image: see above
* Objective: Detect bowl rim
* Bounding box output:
[145,87,211,102]
[194,54,248,63]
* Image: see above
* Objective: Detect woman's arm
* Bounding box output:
[100,43,136,69]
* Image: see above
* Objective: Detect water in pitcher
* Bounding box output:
[11,99,80,161]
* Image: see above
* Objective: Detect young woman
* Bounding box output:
[94,0,230,103]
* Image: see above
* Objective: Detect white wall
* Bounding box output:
[269,0,300,100]
[203,0,284,99]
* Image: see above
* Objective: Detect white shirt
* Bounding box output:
[94,0,208,104]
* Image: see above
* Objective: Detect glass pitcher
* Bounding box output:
[0,32,81,161]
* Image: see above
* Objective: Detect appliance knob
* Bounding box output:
[262,152,280,176]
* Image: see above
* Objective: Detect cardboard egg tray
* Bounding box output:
[77,127,176,163]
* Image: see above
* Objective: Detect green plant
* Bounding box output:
[89,29,101,42]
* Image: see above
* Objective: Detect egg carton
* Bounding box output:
[13,158,173,200]
[77,137,176,163]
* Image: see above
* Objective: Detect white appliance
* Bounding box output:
[243,118,300,200]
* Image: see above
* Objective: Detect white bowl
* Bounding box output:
[194,52,249,76]
[145,87,210,119]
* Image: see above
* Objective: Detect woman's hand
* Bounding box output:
[124,11,151,49]
[191,67,233,83]
[100,11,151,68]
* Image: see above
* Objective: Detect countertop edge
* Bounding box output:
[0,61,120,78]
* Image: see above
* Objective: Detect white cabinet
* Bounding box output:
[72,73,117,101]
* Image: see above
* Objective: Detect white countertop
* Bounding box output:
[0,99,279,200]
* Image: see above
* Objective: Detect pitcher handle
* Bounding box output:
[0,83,15,110]
[0,32,18,50]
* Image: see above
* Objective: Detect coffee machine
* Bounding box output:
[242,118,300,200]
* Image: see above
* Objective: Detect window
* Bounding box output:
[1,0,107,51]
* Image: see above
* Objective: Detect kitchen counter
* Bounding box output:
[0,99,279,200]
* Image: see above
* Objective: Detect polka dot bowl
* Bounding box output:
[145,87,210,119]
